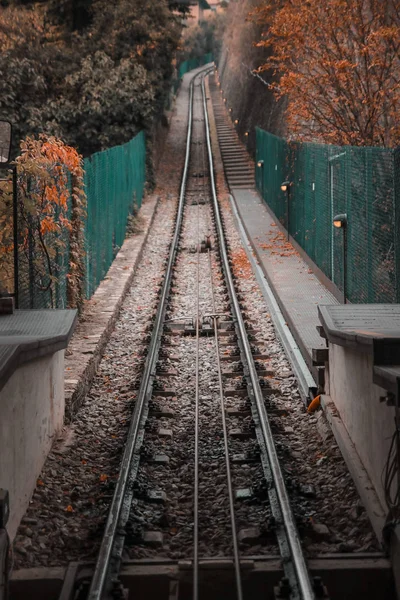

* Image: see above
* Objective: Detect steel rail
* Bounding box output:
[86,68,208,600]
[201,75,316,600]
[193,86,201,599]
[192,69,215,599]
[208,249,243,600]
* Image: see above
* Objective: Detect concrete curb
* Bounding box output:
[64,196,159,421]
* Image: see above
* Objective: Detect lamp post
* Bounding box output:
[281,181,292,241]
[333,213,348,304]
[257,160,264,198]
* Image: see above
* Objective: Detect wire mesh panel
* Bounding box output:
[369,149,396,303]
[83,131,146,299]
[178,53,214,80]
[255,127,286,225]
[256,128,397,304]
[16,176,71,309]
[17,131,146,308]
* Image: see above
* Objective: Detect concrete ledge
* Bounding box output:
[0,351,65,539]
[0,310,77,393]
[64,196,159,421]
[320,394,387,544]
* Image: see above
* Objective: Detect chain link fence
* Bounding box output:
[10,57,213,310]
[84,131,146,299]
[16,131,146,309]
[169,53,214,99]
[256,127,398,303]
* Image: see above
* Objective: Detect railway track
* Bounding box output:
[81,66,320,600]
[12,65,390,600]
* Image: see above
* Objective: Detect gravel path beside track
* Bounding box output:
[12,71,192,569]
[12,70,379,574]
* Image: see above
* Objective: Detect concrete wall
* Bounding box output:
[0,351,65,540]
[328,344,395,510]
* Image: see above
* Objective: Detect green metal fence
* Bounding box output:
[255,128,398,303]
[83,131,146,299]
[17,52,214,310]
[170,53,214,97]
[178,53,214,79]
[17,130,146,309]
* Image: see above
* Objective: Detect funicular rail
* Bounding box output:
[82,65,315,600]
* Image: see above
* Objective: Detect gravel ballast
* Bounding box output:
[12,70,380,574]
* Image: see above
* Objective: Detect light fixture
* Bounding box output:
[281,181,292,240]
[229,107,233,112]
[234,119,239,125]
[244,132,249,137]
[333,213,348,303]
[333,213,347,228]
[224,98,227,103]
[257,160,264,168]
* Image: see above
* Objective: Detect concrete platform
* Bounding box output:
[0,309,77,539]
[0,309,77,391]
[231,188,340,379]
[318,304,400,525]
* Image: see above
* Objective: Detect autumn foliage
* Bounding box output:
[0,136,86,308]
[252,0,400,146]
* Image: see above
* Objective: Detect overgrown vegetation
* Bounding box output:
[0,136,86,308]
[0,0,225,305]
[0,0,190,158]
[178,5,227,63]
[252,0,400,147]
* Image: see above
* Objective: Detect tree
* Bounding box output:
[38,52,155,157]
[179,8,227,63]
[253,0,400,147]
[0,0,185,157]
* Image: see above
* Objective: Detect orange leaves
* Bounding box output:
[253,0,400,147]
[10,134,87,308]
[230,248,252,279]
[40,217,58,235]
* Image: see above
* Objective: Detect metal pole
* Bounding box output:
[396,381,400,520]
[28,213,34,309]
[287,188,290,241]
[12,166,18,308]
[343,225,347,304]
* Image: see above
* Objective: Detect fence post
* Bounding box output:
[12,165,19,308]
[394,147,400,303]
